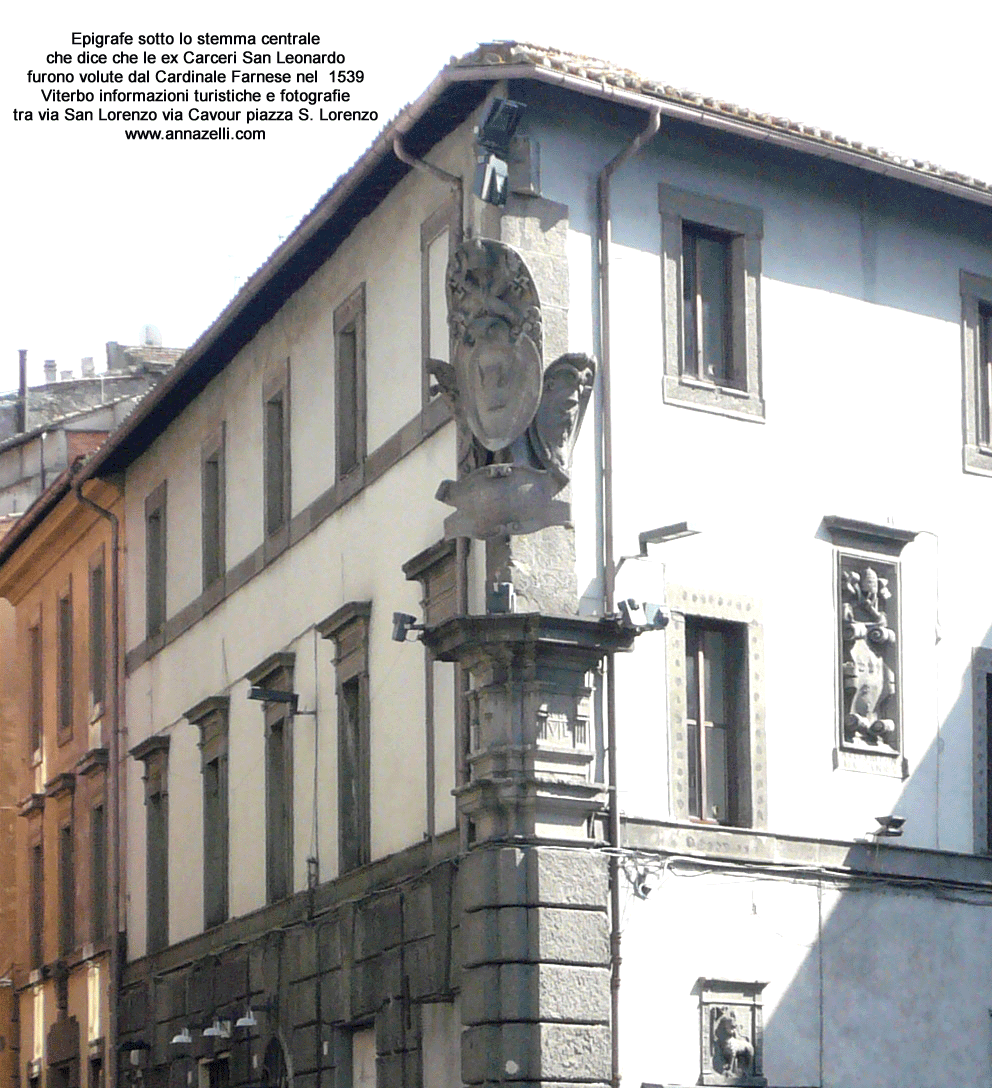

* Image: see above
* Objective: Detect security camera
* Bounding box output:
[391,612,421,643]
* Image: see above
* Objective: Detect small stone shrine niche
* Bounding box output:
[428,237,595,540]
[699,980,767,1087]
[838,554,900,754]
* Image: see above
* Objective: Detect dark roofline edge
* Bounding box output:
[78,56,992,485]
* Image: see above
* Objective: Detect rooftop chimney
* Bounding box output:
[142,324,162,347]
[17,350,28,433]
[60,369,73,382]
[81,357,95,378]
[43,360,57,383]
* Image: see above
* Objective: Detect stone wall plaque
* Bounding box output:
[699,980,767,1087]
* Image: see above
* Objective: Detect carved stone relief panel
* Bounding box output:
[837,553,901,759]
[699,980,767,1087]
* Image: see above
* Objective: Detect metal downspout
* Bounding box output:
[74,479,122,1088]
[596,106,661,1088]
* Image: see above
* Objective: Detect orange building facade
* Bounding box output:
[0,472,122,1088]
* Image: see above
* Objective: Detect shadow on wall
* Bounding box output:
[758,619,992,1088]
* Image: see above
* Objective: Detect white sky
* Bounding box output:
[4,0,990,392]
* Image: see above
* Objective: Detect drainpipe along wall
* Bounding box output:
[596,105,661,1088]
[74,479,122,1088]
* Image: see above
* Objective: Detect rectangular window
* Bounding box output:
[146,786,168,952]
[319,602,372,874]
[145,484,167,638]
[685,621,743,824]
[202,428,226,588]
[659,185,764,420]
[132,735,171,954]
[57,589,73,741]
[89,557,106,711]
[979,305,991,450]
[264,383,290,537]
[265,713,290,901]
[961,271,992,475]
[59,823,74,954]
[187,695,230,929]
[682,225,733,387]
[29,619,42,753]
[30,841,44,967]
[338,675,370,872]
[91,804,106,941]
[334,285,366,481]
[666,588,766,829]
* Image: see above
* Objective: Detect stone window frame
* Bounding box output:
[144,481,168,641]
[961,270,992,476]
[698,978,768,1087]
[186,695,230,929]
[247,652,296,904]
[131,734,170,954]
[404,540,461,839]
[318,602,372,874]
[420,201,461,408]
[659,184,764,422]
[974,646,992,855]
[334,284,367,485]
[822,516,917,779]
[201,422,227,593]
[263,363,291,542]
[665,585,767,829]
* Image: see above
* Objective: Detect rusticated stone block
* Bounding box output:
[462,964,609,1025]
[320,968,347,1025]
[318,917,343,970]
[463,1022,609,1083]
[462,906,609,967]
[461,846,608,912]
[290,977,317,1026]
[403,881,435,941]
[356,891,403,959]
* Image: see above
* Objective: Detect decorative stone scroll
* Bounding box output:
[429,237,595,539]
[839,555,900,754]
[699,980,767,1087]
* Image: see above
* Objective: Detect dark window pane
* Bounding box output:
[696,234,731,384]
[682,224,733,386]
[339,676,368,872]
[979,305,991,447]
[29,624,42,752]
[59,824,74,954]
[146,504,166,636]
[704,726,729,822]
[337,326,359,476]
[203,454,223,586]
[265,396,286,536]
[146,788,168,952]
[91,804,106,941]
[702,629,728,724]
[203,754,228,927]
[31,843,44,967]
[266,717,289,901]
[58,594,73,737]
[687,721,701,818]
[90,563,105,708]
